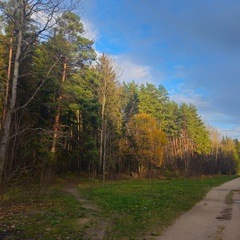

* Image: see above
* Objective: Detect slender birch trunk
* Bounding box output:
[2,36,13,123]
[0,4,24,182]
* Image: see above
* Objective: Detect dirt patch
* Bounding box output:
[216,207,232,221]
[82,221,108,240]
[216,191,234,221]
[214,226,225,240]
[65,183,99,212]
[225,191,234,204]
[64,182,108,240]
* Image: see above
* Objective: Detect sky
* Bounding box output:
[81,0,240,138]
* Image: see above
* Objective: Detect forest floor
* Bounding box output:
[0,175,239,239]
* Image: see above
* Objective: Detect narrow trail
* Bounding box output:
[64,182,108,240]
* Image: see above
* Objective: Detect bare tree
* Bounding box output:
[95,54,122,183]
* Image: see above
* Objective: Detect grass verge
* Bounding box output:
[79,175,238,239]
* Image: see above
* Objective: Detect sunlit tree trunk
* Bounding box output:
[51,58,67,154]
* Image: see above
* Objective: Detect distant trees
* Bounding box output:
[0,1,239,184]
[119,113,167,177]
[121,81,239,177]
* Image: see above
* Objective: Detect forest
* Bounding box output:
[0,0,239,187]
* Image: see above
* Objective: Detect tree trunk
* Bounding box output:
[102,119,107,184]
[51,58,67,154]
[0,8,23,182]
[99,92,106,171]
[3,36,13,123]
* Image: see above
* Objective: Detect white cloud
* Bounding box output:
[172,65,187,79]
[204,114,240,139]
[170,89,209,108]
[114,55,154,84]
[82,19,99,41]
[218,127,240,139]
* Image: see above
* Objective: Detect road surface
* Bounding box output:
[159,177,240,240]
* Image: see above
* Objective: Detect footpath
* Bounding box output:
[159,177,240,240]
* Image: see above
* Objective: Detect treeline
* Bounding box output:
[0,1,239,184]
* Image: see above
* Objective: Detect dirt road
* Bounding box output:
[158,177,240,240]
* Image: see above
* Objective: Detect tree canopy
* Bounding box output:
[0,1,239,184]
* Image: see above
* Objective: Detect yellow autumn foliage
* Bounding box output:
[120,113,167,174]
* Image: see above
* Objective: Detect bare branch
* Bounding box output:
[14,56,62,113]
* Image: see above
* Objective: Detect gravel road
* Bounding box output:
[159,177,240,240]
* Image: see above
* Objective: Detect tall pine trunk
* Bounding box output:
[99,93,106,172]
[51,57,67,154]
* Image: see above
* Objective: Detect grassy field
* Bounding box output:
[0,184,86,239]
[0,175,238,239]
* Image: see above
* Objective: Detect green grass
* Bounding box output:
[80,175,238,238]
[0,175,238,239]
[0,185,86,240]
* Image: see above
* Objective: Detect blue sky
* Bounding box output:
[82,0,240,138]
